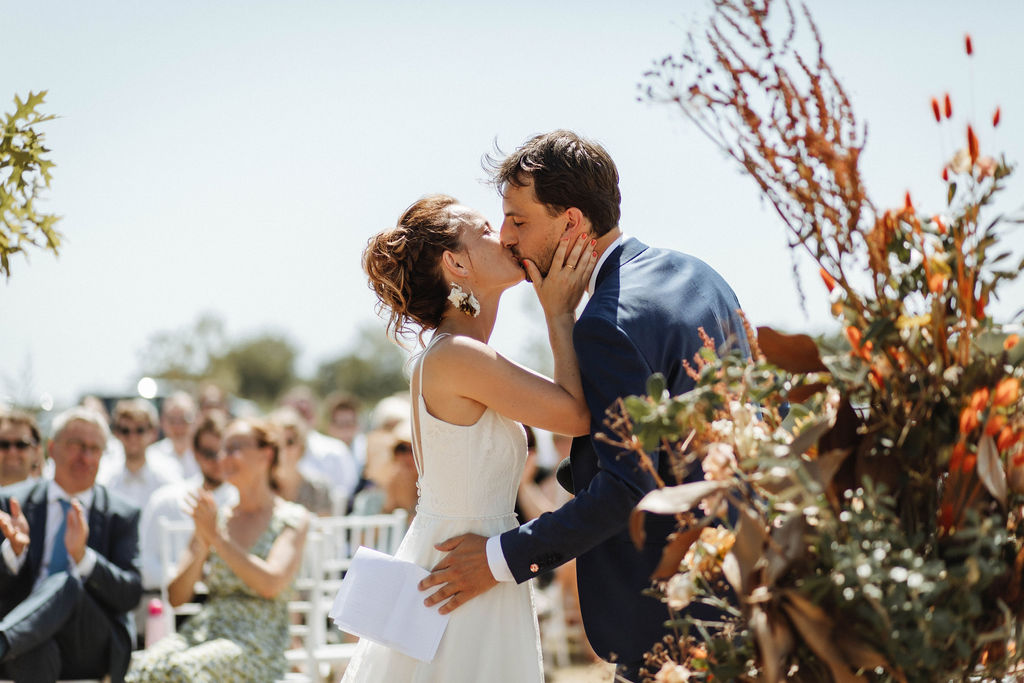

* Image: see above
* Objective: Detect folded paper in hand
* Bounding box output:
[328,545,450,662]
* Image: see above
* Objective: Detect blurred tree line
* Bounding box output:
[138,313,409,408]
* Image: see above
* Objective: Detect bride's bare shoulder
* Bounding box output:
[422,334,501,377]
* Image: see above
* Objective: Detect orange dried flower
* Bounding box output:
[967,125,979,164]
[993,377,1020,407]
[904,191,914,211]
[997,426,1019,452]
[942,166,950,182]
[944,93,953,119]
[965,34,973,56]
[985,414,1007,437]
[960,406,980,434]
[962,453,977,474]
[933,215,947,234]
[970,388,991,412]
[1006,334,1020,350]
[993,107,1001,127]
[927,272,947,294]
[950,441,967,472]
[845,325,862,349]
[819,267,837,293]
[931,98,942,123]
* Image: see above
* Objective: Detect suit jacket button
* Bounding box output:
[530,563,539,573]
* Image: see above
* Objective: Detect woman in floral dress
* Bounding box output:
[127,417,310,683]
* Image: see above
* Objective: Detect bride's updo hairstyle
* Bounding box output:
[363,194,469,344]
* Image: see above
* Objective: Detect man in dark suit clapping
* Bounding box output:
[0,406,143,683]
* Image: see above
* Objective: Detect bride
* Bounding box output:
[341,194,596,682]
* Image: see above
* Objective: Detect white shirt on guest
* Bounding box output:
[137,476,238,590]
[147,438,199,481]
[485,233,625,583]
[1,480,99,592]
[300,430,359,500]
[98,457,179,512]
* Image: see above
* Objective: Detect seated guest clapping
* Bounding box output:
[0,406,143,683]
[127,417,310,683]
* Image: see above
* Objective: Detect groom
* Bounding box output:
[419,130,748,680]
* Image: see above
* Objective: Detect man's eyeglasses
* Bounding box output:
[0,439,35,451]
[115,426,150,436]
[196,447,221,460]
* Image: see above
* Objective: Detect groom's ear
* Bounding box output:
[564,207,586,236]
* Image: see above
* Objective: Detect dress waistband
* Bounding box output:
[415,507,517,522]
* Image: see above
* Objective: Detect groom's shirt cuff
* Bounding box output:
[485,535,515,582]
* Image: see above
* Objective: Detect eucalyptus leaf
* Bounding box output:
[976,434,1007,507]
[636,480,732,514]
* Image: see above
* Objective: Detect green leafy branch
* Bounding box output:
[1,90,62,279]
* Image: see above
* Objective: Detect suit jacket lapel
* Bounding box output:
[26,481,48,577]
[88,485,107,554]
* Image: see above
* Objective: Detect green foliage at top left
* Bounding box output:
[0,91,62,279]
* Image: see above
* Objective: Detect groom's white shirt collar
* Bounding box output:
[587,232,625,298]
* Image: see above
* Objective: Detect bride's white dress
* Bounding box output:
[341,334,544,682]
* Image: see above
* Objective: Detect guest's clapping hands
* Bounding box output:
[64,498,89,564]
[185,490,219,550]
[523,233,597,319]
[0,498,30,556]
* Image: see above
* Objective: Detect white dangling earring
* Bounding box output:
[447,282,480,317]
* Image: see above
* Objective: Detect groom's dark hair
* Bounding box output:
[487,130,621,236]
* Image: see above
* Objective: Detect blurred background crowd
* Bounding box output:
[0,379,600,682]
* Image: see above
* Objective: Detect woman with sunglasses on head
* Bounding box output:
[127,417,310,683]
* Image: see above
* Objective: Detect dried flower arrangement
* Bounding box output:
[613,1,1024,680]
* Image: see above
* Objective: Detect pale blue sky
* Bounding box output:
[2,1,1022,408]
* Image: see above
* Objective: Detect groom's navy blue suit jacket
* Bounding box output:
[500,237,748,665]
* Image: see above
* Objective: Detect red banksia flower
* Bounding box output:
[967,125,979,164]
[944,93,953,119]
[942,166,949,181]
[819,267,836,293]
[931,98,942,123]
[965,34,973,56]
[993,107,1001,127]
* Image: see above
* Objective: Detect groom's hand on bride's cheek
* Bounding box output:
[418,533,497,614]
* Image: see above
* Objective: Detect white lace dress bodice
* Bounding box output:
[415,397,527,519]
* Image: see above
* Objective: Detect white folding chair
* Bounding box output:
[157,517,204,633]
[284,510,409,681]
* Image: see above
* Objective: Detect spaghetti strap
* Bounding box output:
[410,332,450,478]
